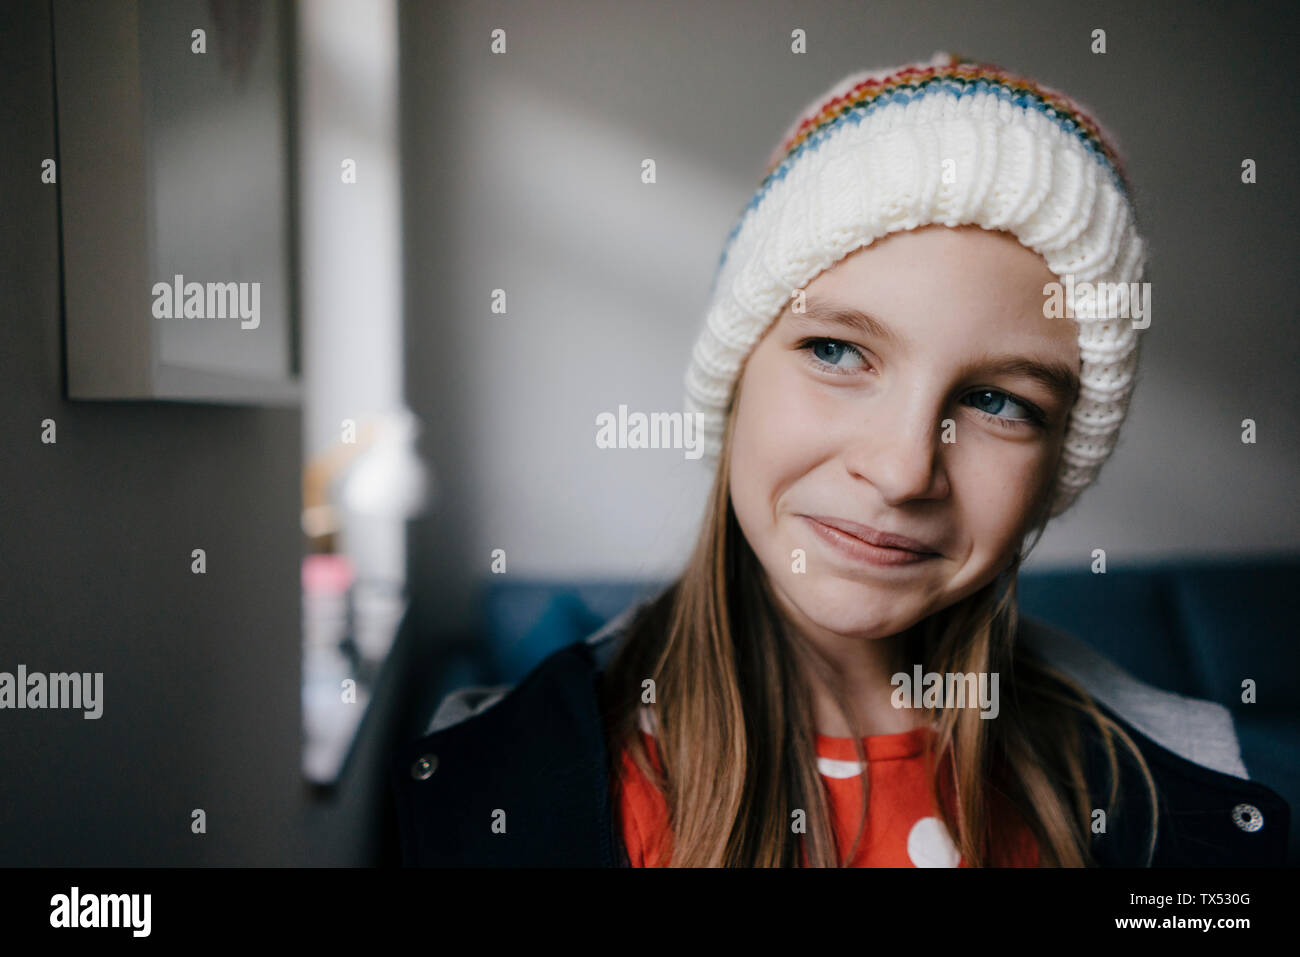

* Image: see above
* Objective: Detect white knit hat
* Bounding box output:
[684,52,1147,518]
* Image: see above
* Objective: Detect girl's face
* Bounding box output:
[729,224,1080,641]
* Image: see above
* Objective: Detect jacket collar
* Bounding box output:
[393,598,1290,866]
[1018,616,1249,779]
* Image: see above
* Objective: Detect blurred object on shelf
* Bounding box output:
[352,580,406,663]
[301,420,378,554]
[336,407,432,588]
[300,408,428,783]
[302,552,359,782]
[302,552,354,648]
[338,407,431,518]
[301,550,408,784]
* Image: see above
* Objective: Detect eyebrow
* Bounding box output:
[959,353,1080,406]
[790,295,1080,405]
[788,296,904,349]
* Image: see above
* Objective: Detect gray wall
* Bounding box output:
[399,0,1299,600]
[0,1,399,866]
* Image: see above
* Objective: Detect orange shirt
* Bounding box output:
[616,708,1040,867]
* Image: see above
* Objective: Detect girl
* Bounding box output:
[603,51,1158,868]
[393,52,1289,868]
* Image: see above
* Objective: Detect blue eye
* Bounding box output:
[798,339,1046,430]
[963,389,1043,428]
[801,338,867,372]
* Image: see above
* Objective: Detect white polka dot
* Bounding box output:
[907,816,960,868]
[817,756,864,779]
[637,704,657,736]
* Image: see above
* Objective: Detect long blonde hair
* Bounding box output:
[600,376,1160,867]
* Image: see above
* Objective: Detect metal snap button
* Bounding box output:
[1231,802,1263,832]
[411,754,438,780]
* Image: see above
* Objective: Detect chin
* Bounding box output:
[776,572,924,641]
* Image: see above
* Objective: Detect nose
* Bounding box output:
[841,384,951,506]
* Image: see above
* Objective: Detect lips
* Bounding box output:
[801,515,939,555]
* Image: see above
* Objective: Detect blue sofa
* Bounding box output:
[428,554,1300,864]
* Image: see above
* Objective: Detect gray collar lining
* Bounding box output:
[1019,615,1248,780]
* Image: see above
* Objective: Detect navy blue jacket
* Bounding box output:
[390,606,1290,867]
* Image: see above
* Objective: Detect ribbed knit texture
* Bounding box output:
[684,52,1147,518]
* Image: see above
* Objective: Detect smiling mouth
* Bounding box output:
[799,516,940,567]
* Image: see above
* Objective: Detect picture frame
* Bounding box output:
[52,0,300,404]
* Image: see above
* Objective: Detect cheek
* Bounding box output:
[950,445,1050,552]
[734,356,815,455]
[729,350,820,527]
